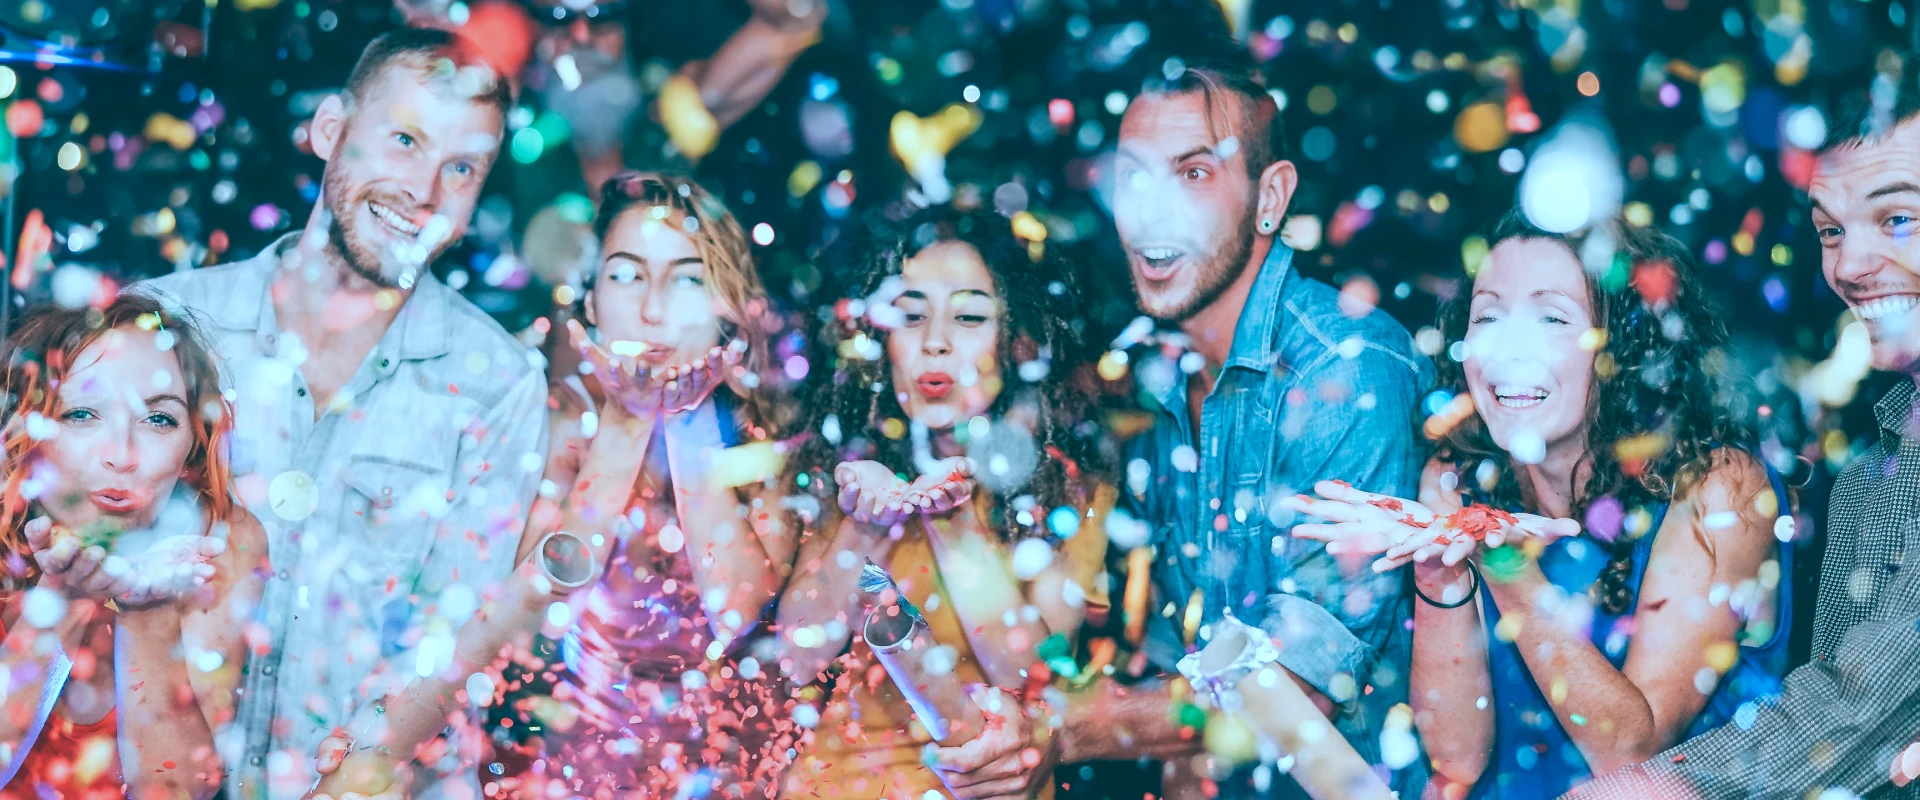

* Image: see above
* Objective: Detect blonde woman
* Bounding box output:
[307,173,801,800]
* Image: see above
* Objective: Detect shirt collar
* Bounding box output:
[1875,379,1920,442]
[1146,243,1297,410]
[1222,242,1297,374]
[219,233,455,362]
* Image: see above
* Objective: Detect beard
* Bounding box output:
[321,165,451,289]
[1134,206,1257,323]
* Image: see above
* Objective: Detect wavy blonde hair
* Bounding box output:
[591,171,777,435]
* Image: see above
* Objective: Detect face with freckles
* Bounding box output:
[35,328,195,533]
[588,207,728,368]
[886,241,1003,430]
[1462,238,1598,461]
[1810,120,1920,376]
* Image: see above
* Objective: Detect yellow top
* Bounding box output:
[782,483,1116,800]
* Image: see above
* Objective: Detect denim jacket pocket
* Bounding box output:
[342,455,445,570]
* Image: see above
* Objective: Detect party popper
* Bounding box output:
[858,558,987,744]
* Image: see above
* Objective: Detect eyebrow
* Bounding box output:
[144,393,188,408]
[606,253,704,267]
[1868,181,1920,200]
[898,289,994,300]
[1171,146,1218,163]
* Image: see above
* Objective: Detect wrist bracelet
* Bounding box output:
[1412,560,1481,609]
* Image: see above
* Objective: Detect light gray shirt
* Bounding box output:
[139,235,549,800]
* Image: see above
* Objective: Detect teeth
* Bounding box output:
[1139,248,1180,260]
[1856,295,1920,321]
[1492,384,1547,409]
[369,202,422,236]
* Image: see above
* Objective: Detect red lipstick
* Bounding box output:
[916,372,954,400]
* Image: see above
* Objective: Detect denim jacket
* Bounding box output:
[1124,243,1432,795]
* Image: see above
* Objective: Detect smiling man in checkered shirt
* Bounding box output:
[1565,60,1920,800]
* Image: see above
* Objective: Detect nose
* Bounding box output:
[101,417,138,474]
[921,315,953,357]
[638,283,667,326]
[1828,236,1889,295]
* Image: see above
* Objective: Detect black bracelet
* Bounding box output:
[1412,560,1481,609]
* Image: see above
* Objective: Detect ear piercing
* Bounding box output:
[1259,219,1275,232]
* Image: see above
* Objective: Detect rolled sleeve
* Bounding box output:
[1261,591,1371,699]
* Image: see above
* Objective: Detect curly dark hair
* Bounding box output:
[1437,210,1750,614]
[784,206,1108,541]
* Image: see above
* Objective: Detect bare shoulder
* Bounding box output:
[220,508,271,573]
[1683,448,1775,526]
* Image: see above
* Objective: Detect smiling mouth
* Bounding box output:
[1493,385,1549,409]
[368,201,422,237]
[1133,247,1187,280]
[1854,294,1920,322]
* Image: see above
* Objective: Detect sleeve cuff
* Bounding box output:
[1259,592,1373,704]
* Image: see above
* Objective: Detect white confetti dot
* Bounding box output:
[1508,430,1546,465]
[1171,445,1198,473]
[1773,515,1795,542]
[793,704,820,728]
[465,672,496,707]
[1011,538,1055,580]
[21,588,63,628]
[268,470,318,521]
[658,525,685,553]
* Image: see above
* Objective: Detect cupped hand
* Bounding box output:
[569,319,746,418]
[26,517,220,606]
[835,457,977,528]
[930,687,1057,800]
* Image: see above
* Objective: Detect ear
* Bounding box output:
[1253,158,1299,238]
[310,94,350,163]
[583,290,598,327]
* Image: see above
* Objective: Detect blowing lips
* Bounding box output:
[915,372,955,400]
[89,488,150,516]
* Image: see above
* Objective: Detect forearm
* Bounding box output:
[1490,576,1661,774]
[115,605,222,800]
[776,516,893,682]
[1409,566,1496,785]
[921,517,1051,687]
[1228,665,1393,800]
[558,406,652,565]
[693,15,819,128]
[1059,677,1201,763]
[663,406,781,641]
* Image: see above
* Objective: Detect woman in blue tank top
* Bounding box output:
[1285,210,1795,798]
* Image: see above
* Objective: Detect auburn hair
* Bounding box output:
[0,293,235,588]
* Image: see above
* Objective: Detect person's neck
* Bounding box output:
[1178,235,1273,369]
[273,214,410,338]
[1513,442,1587,520]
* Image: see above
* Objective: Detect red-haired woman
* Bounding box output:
[0,294,267,800]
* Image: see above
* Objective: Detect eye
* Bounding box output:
[606,263,639,282]
[449,161,474,177]
[60,408,97,423]
[395,132,415,148]
[674,273,706,287]
[1469,314,1495,325]
[144,412,181,430]
[1889,215,1916,233]
[956,314,989,325]
[1816,225,1843,242]
[902,311,927,325]
[1543,314,1569,325]
[1182,166,1210,181]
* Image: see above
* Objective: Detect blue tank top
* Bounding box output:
[1468,458,1795,799]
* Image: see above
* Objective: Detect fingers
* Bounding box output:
[1517,514,1584,542]
[315,736,351,775]
[1311,479,1383,504]
[1280,495,1366,524]
[24,517,54,550]
[945,774,1033,798]
[1440,535,1478,567]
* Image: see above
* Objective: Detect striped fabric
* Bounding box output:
[1567,381,1920,799]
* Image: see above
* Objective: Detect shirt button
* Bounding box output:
[262,664,275,676]
[297,388,307,397]
[276,570,289,580]
[249,757,263,767]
